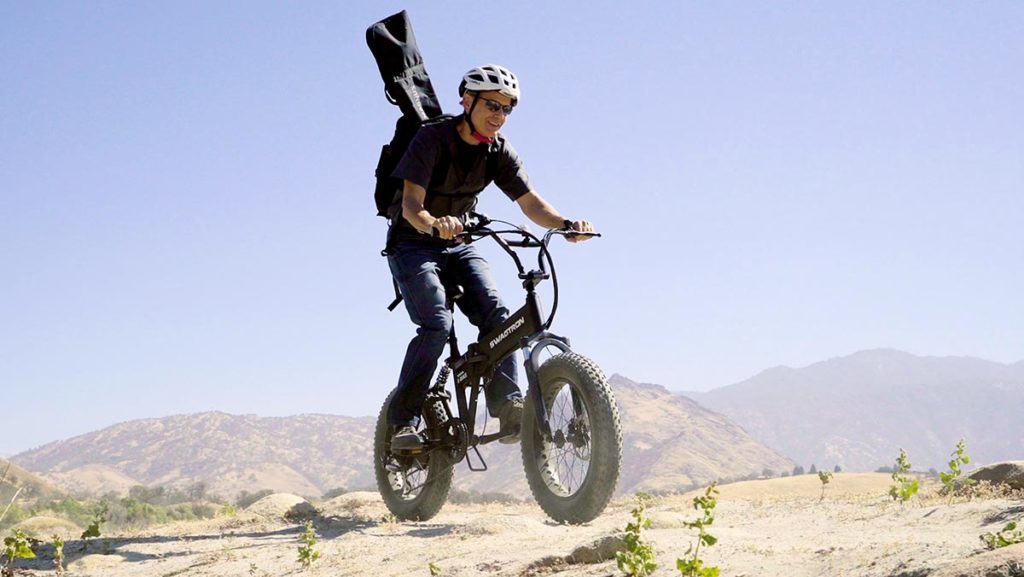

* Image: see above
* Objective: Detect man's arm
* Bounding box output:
[515,191,593,241]
[401,181,462,239]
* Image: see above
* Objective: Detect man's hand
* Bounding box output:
[432,215,464,240]
[566,219,594,243]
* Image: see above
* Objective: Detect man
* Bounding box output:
[386,64,593,452]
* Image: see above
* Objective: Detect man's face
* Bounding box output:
[463,90,514,140]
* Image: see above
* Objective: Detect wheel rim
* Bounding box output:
[536,379,592,497]
[383,450,430,501]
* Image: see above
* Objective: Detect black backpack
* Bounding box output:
[366,11,445,219]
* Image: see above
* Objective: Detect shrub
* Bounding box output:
[2,529,35,576]
[939,438,975,503]
[52,534,64,577]
[236,489,275,509]
[817,470,834,500]
[616,492,657,577]
[888,448,919,503]
[297,520,320,570]
[980,521,1024,550]
[676,483,720,577]
[321,487,347,500]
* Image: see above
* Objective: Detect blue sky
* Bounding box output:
[2,1,1022,456]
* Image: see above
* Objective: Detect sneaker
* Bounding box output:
[390,425,424,453]
[497,397,524,444]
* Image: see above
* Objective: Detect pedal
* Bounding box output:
[391,446,427,458]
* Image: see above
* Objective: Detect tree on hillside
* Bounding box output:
[129,485,167,505]
[809,464,818,474]
[186,482,207,502]
[235,489,274,509]
[834,464,842,473]
[321,487,347,500]
[792,465,805,476]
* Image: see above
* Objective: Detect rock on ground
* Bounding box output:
[970,462,1024,491]
[244,492,317,522]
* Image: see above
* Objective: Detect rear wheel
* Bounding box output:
[373,390,454,521]
[521,352,622,523]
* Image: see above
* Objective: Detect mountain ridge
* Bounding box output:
[13,378,791,499]
[682,349,1024,471]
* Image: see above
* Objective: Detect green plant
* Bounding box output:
[429,561,442,576]
[939,438,976,503]
[52,534,65,576]
[297,520,320,570]
[2,529,35,576]
[980,521,1024,550]
[616,492,657,577]
[817,470,834,501]
[676,482,720,577]
[81,500,108,540]
[888,448,919,503]
[81,519,101,540]
[249,562,258,576]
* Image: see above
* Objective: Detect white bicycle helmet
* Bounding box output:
[459,64,520,103]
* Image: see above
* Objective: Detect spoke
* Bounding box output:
[537,379,593,498]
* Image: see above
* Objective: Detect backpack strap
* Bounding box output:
[387,277,404,311]
[485,142,500,183]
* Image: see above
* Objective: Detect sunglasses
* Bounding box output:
[480,97,514,115]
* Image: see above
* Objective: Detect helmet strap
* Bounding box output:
[465,94,495,144]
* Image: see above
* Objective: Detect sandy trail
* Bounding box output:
[9,473,1022,577]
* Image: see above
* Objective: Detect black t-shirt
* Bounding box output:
[390,115,532,243]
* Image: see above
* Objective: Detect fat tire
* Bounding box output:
[373,390,454,521]
[521,352,622,524]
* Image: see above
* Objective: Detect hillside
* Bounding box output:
[13,377,791,499]
[0,458,63,501]
[13,412,375,500]
[684,349,1024,471]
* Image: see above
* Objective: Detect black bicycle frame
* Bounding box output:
[446,285,569,445]
[428,222,595,456]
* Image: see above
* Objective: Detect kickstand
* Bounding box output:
[465,444,488,472]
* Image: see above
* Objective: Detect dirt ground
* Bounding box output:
[7,473,1024,577]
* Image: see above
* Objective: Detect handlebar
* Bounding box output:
[451,212,600,330]
[454,213,600,243]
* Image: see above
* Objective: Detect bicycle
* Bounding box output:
[373,213,623,524]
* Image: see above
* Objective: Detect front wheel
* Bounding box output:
[521,352,622,524]
[373,390,454,521]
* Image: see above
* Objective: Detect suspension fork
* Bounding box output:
[522,334,572,442]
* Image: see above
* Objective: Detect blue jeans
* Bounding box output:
[387,239,521,427]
